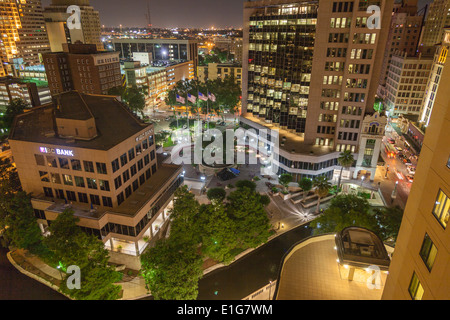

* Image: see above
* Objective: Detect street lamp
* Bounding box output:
[361,176,365,186]
[268,280,273,300]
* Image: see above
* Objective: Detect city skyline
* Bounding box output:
[41,0,246,28]
[41,0,434,29]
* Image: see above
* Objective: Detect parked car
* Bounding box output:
[164,117,171,121]
[407,166,416,175]
[403,158,412,165]
[388,138,395,144]
[395,146,403,152]
[406,175,414,183]
[151,118,160,122]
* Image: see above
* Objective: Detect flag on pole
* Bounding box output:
[198,92,208,101]
[208,92,216,102]
[176,94,185,104]
[187,93,196,103]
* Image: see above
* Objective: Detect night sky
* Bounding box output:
[41,0,433,29]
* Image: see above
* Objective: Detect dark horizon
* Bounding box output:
[40,0,433,29]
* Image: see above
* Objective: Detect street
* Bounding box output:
[0,247,67,300]
[197,223,313,300]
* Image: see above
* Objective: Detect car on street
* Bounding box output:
[387,138,395,144]
[395,146,403,152]
[402,158,412,165]
[165,117,171,121]
[406,175,414,183]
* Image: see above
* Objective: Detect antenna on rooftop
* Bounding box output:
[145,0,152,30]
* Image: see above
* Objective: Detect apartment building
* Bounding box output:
[419,29,450,127]
[0,76,41,110]
[43,43,121,96]
[419,0,450,47]
[8,91,183,269]
[197,63,243,88]
[384,51,433,117]
[241,0,393,181]
[377,0,423,99]
[382,38,450,300]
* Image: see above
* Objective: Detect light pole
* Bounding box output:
[268,280,272,300]
[361,175,365,186]
[391,180,399,204]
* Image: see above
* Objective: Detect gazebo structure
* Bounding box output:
[335,227,391,283]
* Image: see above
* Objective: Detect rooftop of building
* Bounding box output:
[274,233,394,300]
[241,114,335,157]
[38,163,182,220]
[9,91,150,151]
[335,227,391,270]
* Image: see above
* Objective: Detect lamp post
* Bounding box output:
[391,180,399,204]
[268,280,272,300]
[361,175,365,186]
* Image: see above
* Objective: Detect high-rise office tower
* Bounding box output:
[43,0,103,52]
[419,0,450,47]
[382,30,450,300]
[377,0,423,99]
[241,0,393,182]
[0,0,50,73]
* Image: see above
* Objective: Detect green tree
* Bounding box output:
[278,173,293,193]
[298,177,313,201]
[226,187,271,249]
[198,202,238,264]
[140,237,203,300]
[374,206,404,242]
[59,233,122,300]
[259,194,270,206]
[309,194,378,236]
[109,85,146,117]
[45,209,121,300]
[168,185,201,246]
[336,150,355,192]
[4,192,42,252]
[235,179,256,191]
[206,187,227,204]
[3,98,29,132]
[310,206,379,236]
[313,176,332,213]
[0,157,22,230]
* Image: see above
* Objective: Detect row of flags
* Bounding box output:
[176,92,216,104]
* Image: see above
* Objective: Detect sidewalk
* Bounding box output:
[7,248,152,300]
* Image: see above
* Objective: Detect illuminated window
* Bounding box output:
[433,189,449,228]
[419,233,437,271]
[408,272,424,300]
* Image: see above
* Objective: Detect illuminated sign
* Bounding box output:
[40,147,74,157]
[135,129,154,142]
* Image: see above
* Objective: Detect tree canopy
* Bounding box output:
[309,194,404,242]
[44,209,122,300]
[140,184,272,299]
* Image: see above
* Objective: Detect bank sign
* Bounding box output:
[40,147,74,157]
